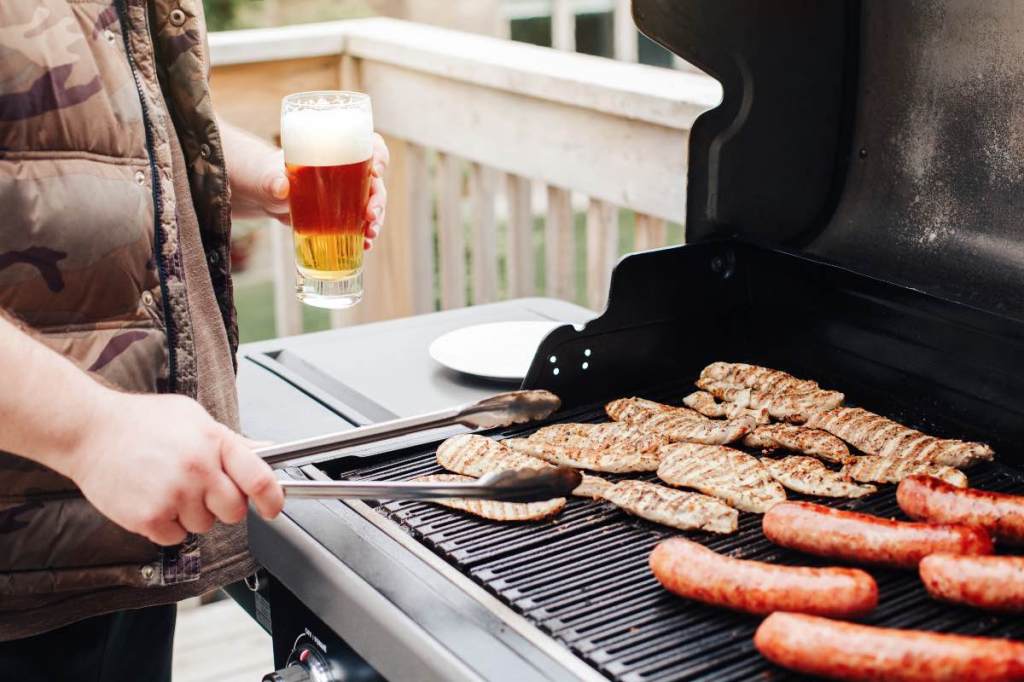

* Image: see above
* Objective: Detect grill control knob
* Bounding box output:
[263,666,312,682]
[264,643,338,682]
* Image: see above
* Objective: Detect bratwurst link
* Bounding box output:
[762,501,993,568]
[755,612,1024,682]
[920,554,1024,612]
[898,474,1024,544]
[649,537,877,617]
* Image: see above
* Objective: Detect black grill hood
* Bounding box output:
[635,0,1024,320]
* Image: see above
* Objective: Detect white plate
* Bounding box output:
[429,321,563,381]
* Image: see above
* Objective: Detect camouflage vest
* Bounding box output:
[0,1,245,639]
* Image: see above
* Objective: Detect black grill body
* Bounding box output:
[636,0,1024,320]
[254,242,1024,681]
[249,1,1024,677]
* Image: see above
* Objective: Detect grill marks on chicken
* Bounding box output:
[696,362,844,423]
[527,422,668,452]
[410,474,565,521]
[764,456,877,498]
[501,419,667,473]
[844,455,969,488]
[503,422,666,473]
[697,381,844,424]
[436,434,552,478]
[573,473,613,499]
[606,397,754,445]
[806,407,993,468]
[683,391,770,424]
[657,443,786,513]
[743,424,854,464]
[600,480,739,534]
[700,362,822,395]
[505,438,661,473]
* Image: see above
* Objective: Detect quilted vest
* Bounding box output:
[0,0,247,639]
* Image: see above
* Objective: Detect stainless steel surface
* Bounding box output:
[298,466,607,682]
[257,390,560,468]
[238,299,594,431]
[280,467,581,502]
[249,507,485,682]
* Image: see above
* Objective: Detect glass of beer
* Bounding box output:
[281,91,374,308]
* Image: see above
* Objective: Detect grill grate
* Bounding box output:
[324,387,1024,681]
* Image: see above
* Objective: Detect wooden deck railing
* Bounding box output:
[209,18,720,335]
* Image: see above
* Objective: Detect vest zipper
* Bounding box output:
[115,0,178,393]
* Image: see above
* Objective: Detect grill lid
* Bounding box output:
[635,0,1024,320]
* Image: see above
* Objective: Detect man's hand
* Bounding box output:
[67,391,283,546]
[0,313,284,547]
[221,120,390,250]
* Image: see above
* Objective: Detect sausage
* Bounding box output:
[649,537,877,617]
[898,474,1024,544]
[762,501,993,569]
[754,612,1024,682]
[920,554,1024,612]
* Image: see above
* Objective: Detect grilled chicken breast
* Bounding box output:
[526,422,668,452]
[601,480,739,534]
[410,474,565,521]
[505,438,661,473]
[606,397,754,445]
[700,362,821,395]
[743,424,854,465]
[573,473,613,499]
[683,391,770,424]
[764,456,877,498]
[843,455,969,488]
[657,443,787,513]
[697,381,844,424]
[805,407,994,468]
[436,434,551,477]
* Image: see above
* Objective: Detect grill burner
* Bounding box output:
[317,384,1024,682]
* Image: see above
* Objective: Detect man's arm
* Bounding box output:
[0,314,283,546]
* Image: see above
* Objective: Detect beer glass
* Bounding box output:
[281,91,374,308]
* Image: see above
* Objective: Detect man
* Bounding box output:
[0,2,388,679]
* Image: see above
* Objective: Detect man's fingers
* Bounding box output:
[372,133,390,174]
[264,173,289,201]
[364,178,386,236]
[178,497,216,535]
[147,519,189,547]
[205,473,248,525]
[260,171,291,217]
[241,435,275,449]
[221,434,284,520]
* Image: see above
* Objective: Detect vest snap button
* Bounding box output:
[104,29,117,45]
[207,250,220,265]
[169,8,187,26]
[134,170,146,185]
[141,291,154,306]
[140,565,155,580]
[199,143,211,159]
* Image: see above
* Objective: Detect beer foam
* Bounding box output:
[281,108,373,167]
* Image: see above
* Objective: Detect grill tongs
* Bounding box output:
[257,390,580,502]
[279,467,582,503]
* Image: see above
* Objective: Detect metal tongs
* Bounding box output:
[257,390,572,501]
[279,467,582,503]
[257,390,562,468]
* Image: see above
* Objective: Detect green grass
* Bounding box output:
[235,279,332,343]
[235,210,683,342]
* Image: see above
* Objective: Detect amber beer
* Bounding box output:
[281,91,374,308]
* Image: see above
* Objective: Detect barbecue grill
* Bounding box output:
[236,2,1024,680]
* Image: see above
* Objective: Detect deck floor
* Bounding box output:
[173,600,272,682]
